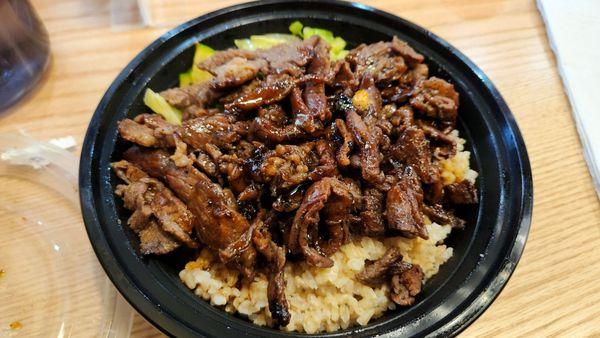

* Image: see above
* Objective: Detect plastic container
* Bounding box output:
[0,133,134,337]
[79,1,533,337]
[0,0,51,112]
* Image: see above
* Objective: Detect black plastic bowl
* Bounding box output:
[79,1,533,336]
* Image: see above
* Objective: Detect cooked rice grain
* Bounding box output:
[180,223,453,333]
[440,130,478,185]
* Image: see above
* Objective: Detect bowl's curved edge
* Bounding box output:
[424,29,533,337]
[79,0,534,337]
[442,86,533,338]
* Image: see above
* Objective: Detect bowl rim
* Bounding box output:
[79,0,533,337]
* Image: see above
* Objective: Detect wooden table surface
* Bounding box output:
[1,0,599,336]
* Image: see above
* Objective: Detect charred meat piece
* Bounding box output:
[160,81,220,114]
[210,57,268,90]
[354,76,394,143]
[415,119,457,159]
[347,36,424,84]
[137,220,180,254]
[356,247,404,287]
[193,150,218,177]
[445,180,478,204]
[319,178,361,256]
[213,151,249,194]
[390,126,439,184]
[343,98,384,184]
[197,47,265,90]
[252,211,290,327]
[183,108,221,121]
[346,107,384,184]
[309,140,338,181]
[387,105,415,137]
[400,63,429,89]
[272,183,307,212]
[202,36,315,83]
[346,41,387,80]
[237,183,263,203]
[112,160,197,254]
[353,76,383,119]
[190,169,254,264]
[290,86,322,134]
[381,85,412,105]
[180,114,240,151]
[390,36,425,66]
[390,264,424,306]
[360,188,386,236]
[220,78,261,105]
[225,74,296,113]
[123,146,256,278]
[346,41,405,83]
[303,37,331,124]
[371,55,407,84]
[289,177,360,267]
[118,114,193,167]
[410,77,459,125]
[329,60,358,90]
[137,114,179,141]
[253,140,334,193]
[355,247,424,306]
[386,167,428,239]
[254,104,307,143]
[258,142,317,194]
[117,114,177,148]
[422,204,465,229]
[416,119,455,144]
[198,49,258,71]
[118,118,162,148]
[260,35,317,75]
[332,118,354,167]
[207,36,317,106]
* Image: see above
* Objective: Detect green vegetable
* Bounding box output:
[235,34,300,51]
[303,27,335,44]
[331,36,346,53]
[301,27,316,41]
[330,49,349,61]
[179,43,215,87]
[143,88,182,125]
[179,72,192,87]
[289,21,304,37]
[235,21,349,61]
[193,43,215,65]
[290,21,349,61]
[190,67,213,84]
[190,43,215,84]
[256,33,300,42]
[234,38,255,50]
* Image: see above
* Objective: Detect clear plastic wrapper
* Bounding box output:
[0,133,134,337]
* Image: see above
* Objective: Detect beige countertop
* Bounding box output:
[1,0,599,336]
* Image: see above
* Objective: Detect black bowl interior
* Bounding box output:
[80,1,532,337]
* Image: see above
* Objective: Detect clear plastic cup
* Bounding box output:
[0,0,50,112]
